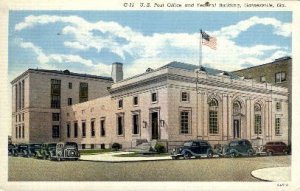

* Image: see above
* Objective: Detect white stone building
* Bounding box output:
[62,62,288,149]
[11,61,289,150]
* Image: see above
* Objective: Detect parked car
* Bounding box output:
[263,141,289,156]
[8,144,17,156]
[35,143,57,159]
[223,139,255,157]
[13,144,29,157]
[171,140,213,159]
[49,142,80,161]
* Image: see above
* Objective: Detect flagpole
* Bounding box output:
[196,30,202,139]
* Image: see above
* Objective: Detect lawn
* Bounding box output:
[79,149,112,155]
[115,152,170,157]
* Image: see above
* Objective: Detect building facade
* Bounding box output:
[11,69,113,143]
[11,61,289,150]
[232,56,292,145]
[59,62,288,149]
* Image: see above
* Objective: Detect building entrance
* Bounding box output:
[233,119,240,139]
[151,112,159,139]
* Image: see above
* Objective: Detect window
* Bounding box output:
[22,80,25,108]
[68,98,72,106]
[254,115,262,135]
[79,82,88,103]
[132,113,140,135]
[100,144,105,149]
[133,96,138,106]
[52,113,60,121]
[151,92,157,103]
[19,114,21,122]
[15,126,18,138]
[81,144,86,149]
[276,102,282,111]
[22,125,24,138]
[67,123,71,138]
[233,101,241,114]
[52,125,60,138]
[181,92,189,102]
[19,126,21,138]
[16,115,17,122]
[254,103,262,135]
[91,144,95,149]
[68,82,72,89]
[82,121,86,137]
[91,120,95,137]
[180,111,190,134]
[260,76,266,82]
[275,72,286,83]
[100,118,106,136]
[117,114,124,135]
[118,99,123,109]
[209,99,218,134]
[51,79,61,108]
[18,82,21,110]
[74,122,78,138]
[275,118,281,135]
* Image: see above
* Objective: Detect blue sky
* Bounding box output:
[9,11,292,80]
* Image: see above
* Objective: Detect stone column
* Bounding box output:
[203,92,208,138]
[250,99,254,139]
[227,95,232,139]
[246,98,251,140]
[222,94,228,141]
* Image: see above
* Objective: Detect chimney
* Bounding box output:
[111,62,123,83]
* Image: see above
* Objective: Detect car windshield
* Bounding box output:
[48,144,57,148]
[183,142,193,147]
[19,145,28,149]
[66,142,78,147]
[229,142,238,147]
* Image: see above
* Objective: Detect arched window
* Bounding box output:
[233,101,241,114]
[209,98,218,134]
[254,103,262,135]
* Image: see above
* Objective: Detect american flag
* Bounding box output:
[201,30,217,50]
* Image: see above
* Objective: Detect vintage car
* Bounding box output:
[223,139,255,157]
[8,144,17,156]
[49,142,80,161]
[263,141,289,156]
[35,143,57,159]
[171,140,213,159]
[12,144,28,157]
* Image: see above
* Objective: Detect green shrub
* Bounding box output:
[154,143,166,153]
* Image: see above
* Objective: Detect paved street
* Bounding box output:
[8,155,290,181]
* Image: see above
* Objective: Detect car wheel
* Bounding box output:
[183,152,191,160]
[171,156,178,160]
[230,152,237,158]
[247,149,254,157]
[267,150,273,156]
[207,151,213,158]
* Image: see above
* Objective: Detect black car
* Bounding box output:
[13,143,42,157]
[49,142,80,161]
[8,144,17,156]
[171,140,213,159]
[35,143,57,159]
[223,139,255,157]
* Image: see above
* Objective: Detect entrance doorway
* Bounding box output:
[233,119,240,138]
[151,112,159,139]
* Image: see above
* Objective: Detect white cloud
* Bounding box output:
[214,16,292,39]
[14,15,291,78]
[16,38,112,76]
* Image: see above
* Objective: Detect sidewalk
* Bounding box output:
[251,167,290,181]
[80,152,171,162]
